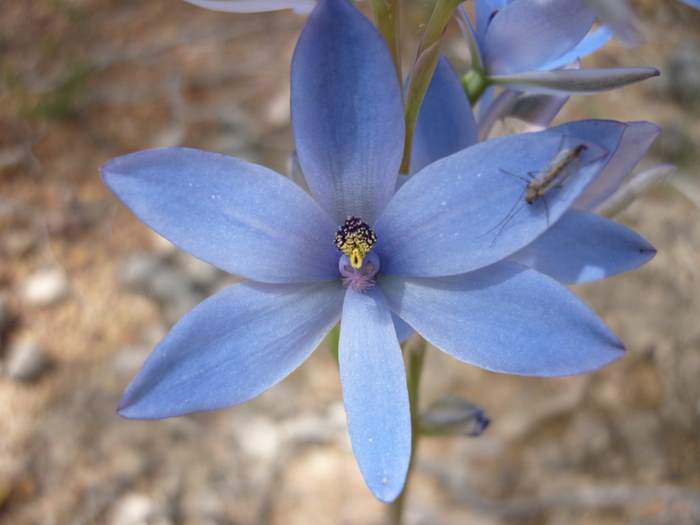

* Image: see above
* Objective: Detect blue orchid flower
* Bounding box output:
[467,0,611,73]
[460,0,659,95]
[103,0,649,502]
[459,0,659,134]
[419,56,658,284]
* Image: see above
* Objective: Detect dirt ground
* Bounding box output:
[1,1,699,524]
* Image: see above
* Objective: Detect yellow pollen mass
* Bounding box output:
[335,216,377,270]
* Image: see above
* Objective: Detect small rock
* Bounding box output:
[281,409,343,446]
[120,253,204,323]
[112,345,151,375]
[149,268,203,323]
[21,268,69,307]
[5,339,51,382]
[264,84,291,127]
[148,267,194,303]
[235,415,281,462]
[109,493,155,525]
[121,253,199,303]
[2,230,38,257]
[175,253,222,290]
[120,253,164,289]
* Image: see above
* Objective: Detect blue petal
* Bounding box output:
[477,88,518,138]
[475,0,509,46]
[393,313,414,343]
[411,57,478,173]
[483,0,595,75]
[102,148,339,284]
[182,0,314,12]
[479,90,568,137]
[510,210,656,284]
[376,124,625,278]
[508,93,569,129]
[548,119,628,157]
[291,0,404,224]
[595,164,675,217]
[583,0,640,47]
[477,85,497,124]
[380,263,624,376]
[119,281,344,419]
[538,26,613,71]
[574,121,660,210]
[680,0,700,7]
[339,287,410,503]
[491,67,660,95]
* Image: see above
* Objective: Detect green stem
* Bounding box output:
[387,338,427,525]
[457,5,483,72]
[371,0,402,83]
[400,0,461,174]
[327,324,340,364]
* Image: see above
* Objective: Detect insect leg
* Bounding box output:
[498,167,532,185]
[480,185,528,247]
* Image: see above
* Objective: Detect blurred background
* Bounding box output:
[1,1,699,524]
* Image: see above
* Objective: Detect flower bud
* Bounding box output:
[419,396,490,438]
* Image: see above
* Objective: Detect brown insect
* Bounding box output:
[524,144,588,204]
[484,142,589,245]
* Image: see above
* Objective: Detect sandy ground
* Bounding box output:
[1,1,699,524]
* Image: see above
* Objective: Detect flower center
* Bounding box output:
[334,216,377,270]
[339,252,380,293]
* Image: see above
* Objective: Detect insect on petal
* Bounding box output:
[376,124,624,278]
